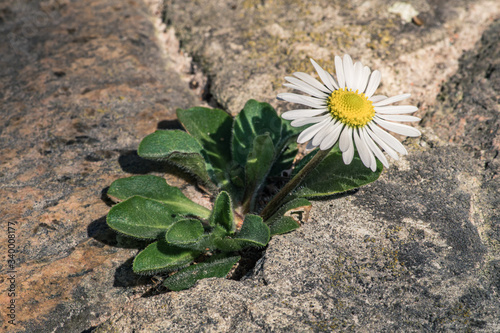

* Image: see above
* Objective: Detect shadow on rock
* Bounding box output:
[100,186,115,207]
[113,257,151,288]
[117,149,198,184]
[157,119,183,130]
[115,258,174,296]
[87,215,150,249]
[141,281,171,298]
[87,217,155,289]
[117,150,169,174]
[311,189,358,201]
[229,247,267,281]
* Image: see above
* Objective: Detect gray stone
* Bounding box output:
[1,0,500,332]
[0,0,199,331]
[95,136,500,332]
[422,18,500,250]
[164,0,497,115]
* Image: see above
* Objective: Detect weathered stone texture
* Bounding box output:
[95,135,500,333]
[422,19,500,252]
[164,0,500,115]
[1,0,499,332]
[0,0,198,331]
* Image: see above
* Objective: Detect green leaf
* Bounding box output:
[291,149,318,177]
[269,141,297,177]
[242,134,275,212]
[163,228,221,252]
[210,191,235,232]
[269,119,305,177]
[265,197,311,235]
[177,107,233,185]
[280,117,305,145]
[107,175,210,219]
[235,214,270,246]
[132,240,199,274]
[138,130,215,189]
[269,216,301,236]
[293,147,383,198]
[228,162,245,188]
[215,214,270,251]
[163,255,241,291]
[165,219,204,245]
[107,196,177,239]
[232,100,282,167]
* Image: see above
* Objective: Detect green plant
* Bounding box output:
[106,100,382,290]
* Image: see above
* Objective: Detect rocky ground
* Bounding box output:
[0,0,499,332]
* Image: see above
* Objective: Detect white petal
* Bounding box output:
[281,108,327,120]
[376,114,420,122]
[277,93,326,108]
[335,56,345,89]
[291,114,330,127]
[354,128,375,170]
[283,82,329,99]
[369,94,387,102]
[359,66,371,94]
[343,54,354,90]
[320,123,343,150]
[373,93,411,106]
[343,140,355,164]
[364,70,381,98]
[368,123,407,155]
[312,119,338,146]
[374,118,421,137]
[310,59,336,91]
[292,72,331,93]
[339,126,353,152]
[328,72,339,90]
[352,61,363,92]
[285,76,330,97]
[360,128,388,168]
[374,105,418,114]
[285,75,310,88]
[297,118,331,143]
[358,129,377,171]
[366,126,400,160]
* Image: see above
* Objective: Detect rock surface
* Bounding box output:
[0,0,499,332]
[0,0,199,331]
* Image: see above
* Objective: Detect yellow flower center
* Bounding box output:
[327,88,375,128]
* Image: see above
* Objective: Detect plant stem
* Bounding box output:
[260,149,330,221]
[240,191,253,216]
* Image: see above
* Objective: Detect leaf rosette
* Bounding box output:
[105,100,383,290]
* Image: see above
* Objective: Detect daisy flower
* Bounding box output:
[278,54,421,171]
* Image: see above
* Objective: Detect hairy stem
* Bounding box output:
[260,149,330,221]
